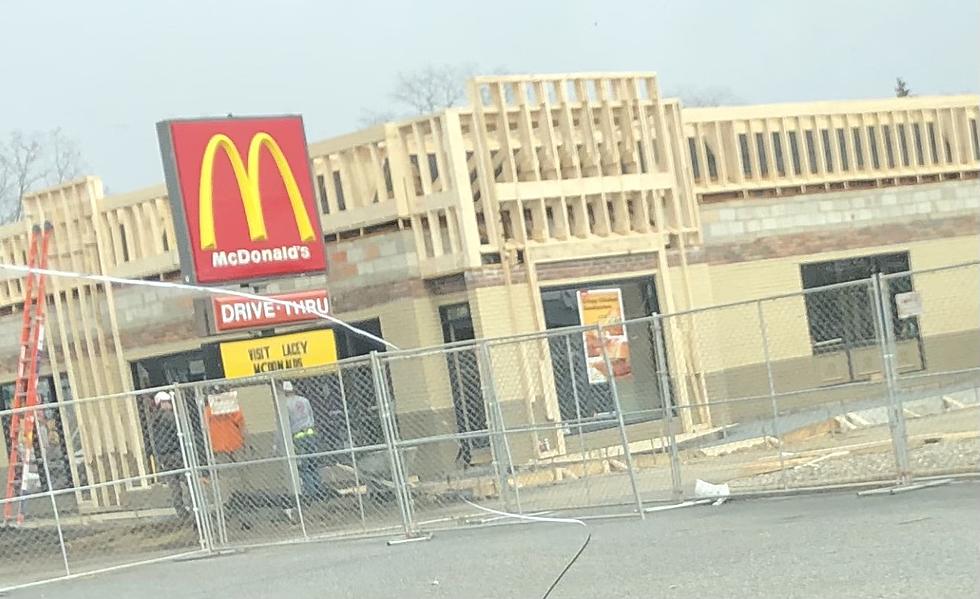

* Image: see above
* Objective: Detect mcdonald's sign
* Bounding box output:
[157,116,326,284]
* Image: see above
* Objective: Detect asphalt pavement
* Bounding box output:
[13,481,980,599]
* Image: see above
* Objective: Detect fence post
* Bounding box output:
[872,273,911,484]
[369,351,416,537]
[270,376,309,540]
[756,300,787,489]
[651,314,683,501]
[171,384,213,553]
[335,365,367,530]
[34,408,70,576]
[193,385,227,546]
[598,325,646,518]
[477,340,522,514]
[564,334,592,508]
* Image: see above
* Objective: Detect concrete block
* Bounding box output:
[736,207,754,219]
[752,206,770,219]
[880,194,898,206]
[746,221,761,233]
[882,206,904,219]
[761,217,778,230]
[955,184,978,199]
[729,222,746,235]
[346,247,364,263]
[935,199,954,212]
[707,223,729,237]
[818,200,835,212]
[856,209,873,221]
[902,204,918,216]
[379,241,399,257]
[915,203,931,214]
[717,208,736,221]
[770,204,786,216]
[358,262,375,275]
[851,197,867,209]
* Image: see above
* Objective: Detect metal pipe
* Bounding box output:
[652,315,683,500]
[598,325,646,518]
[756,300,787,489]
[270,376,309,540]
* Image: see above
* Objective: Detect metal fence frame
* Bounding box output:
[1,261,977,591]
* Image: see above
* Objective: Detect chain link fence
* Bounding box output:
[1,261,977,591]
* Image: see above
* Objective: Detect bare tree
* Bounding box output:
[389,64,475,114]
[49,127,83,185]
[895,77,912,97]
[0,129,85,223]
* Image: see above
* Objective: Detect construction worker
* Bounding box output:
[280,381,321,497]
[150,389,190,518]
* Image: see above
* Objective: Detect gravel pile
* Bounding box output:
[729,437,980,489]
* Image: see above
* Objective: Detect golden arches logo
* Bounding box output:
[198,132,316,250]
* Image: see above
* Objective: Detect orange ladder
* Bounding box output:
[4,222,54,523]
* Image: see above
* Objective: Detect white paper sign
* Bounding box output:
[895,291,922,319]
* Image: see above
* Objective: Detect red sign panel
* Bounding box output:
[212,289,330,332]
[157,116,326,284]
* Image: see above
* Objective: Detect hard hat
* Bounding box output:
[281,381,294,392]
[153,390,173,405]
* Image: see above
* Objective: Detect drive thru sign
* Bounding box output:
[211,289,330,332]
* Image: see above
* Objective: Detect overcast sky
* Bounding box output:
[2,0,977,194]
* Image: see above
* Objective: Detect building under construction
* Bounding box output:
[0,73,978,510]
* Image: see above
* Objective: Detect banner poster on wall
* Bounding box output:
[576,288,632,384]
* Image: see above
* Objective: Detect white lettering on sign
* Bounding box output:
[212,290,330,332]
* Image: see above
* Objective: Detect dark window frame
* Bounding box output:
[800,252,919,355]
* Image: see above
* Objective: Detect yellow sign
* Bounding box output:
[219,329,338,379]
[198,132,316,250]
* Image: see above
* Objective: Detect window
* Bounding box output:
[837,128,849,171]
[316,174,330,214]
[852,127,865,169]
[882,125,896,168]
[439,303,488,453]
[912,123,925,165]
[118,224,130,262]
[541,277,662,422]
[971,119,980,160]
[788,131,802,175]
[738,133,752,176]
[897,124,910,167]
[804,130,818,173]
[688,137,701,179]
[771,133,786,176]
[427,153,440,183]
[868,126,881,169]
[821,129,834,172]
[800,252,916,353]
[927,122,939,163]
[705,144,718,179]
[332,171,347,211]
[755,132,768,177]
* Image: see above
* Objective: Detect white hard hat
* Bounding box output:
[281,381,294,392]
[153,390,173,405]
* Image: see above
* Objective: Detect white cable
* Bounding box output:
[0,262,398,351]
[463,498,587,529]
[463,498,590,599]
